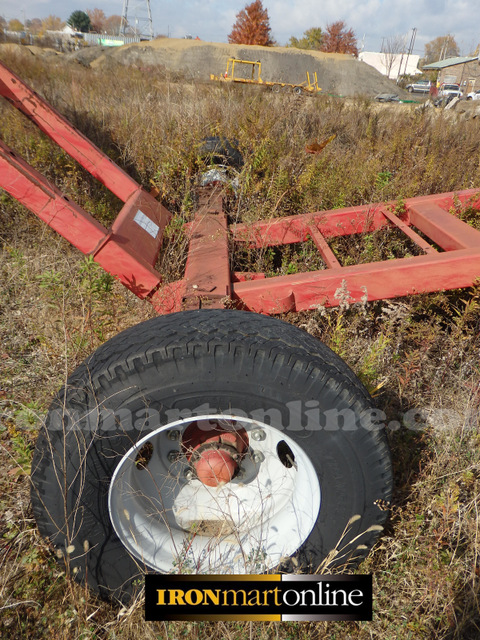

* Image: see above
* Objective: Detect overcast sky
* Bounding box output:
[1,0,479,55]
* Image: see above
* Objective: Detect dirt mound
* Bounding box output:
[0,43,34,58]
[0,43,61,59]
[69,38,407,98]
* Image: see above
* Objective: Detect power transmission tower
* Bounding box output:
[119,0,154,40]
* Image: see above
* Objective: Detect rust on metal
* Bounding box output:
[181,187,231,310]
[181,421,249,487]
[1,58,480,317]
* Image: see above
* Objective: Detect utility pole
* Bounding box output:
[402,27,417,76]
[119,0,154,40]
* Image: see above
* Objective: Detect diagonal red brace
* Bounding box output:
[0,139,107,254]
[0,139,164,297]
[0,60,142,203]
[0,59,174,298]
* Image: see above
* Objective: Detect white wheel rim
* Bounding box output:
[108,415,321,574]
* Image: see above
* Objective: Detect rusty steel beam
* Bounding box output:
[181,187,231,309]
[150,187,232,312]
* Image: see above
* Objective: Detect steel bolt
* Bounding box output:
[167,450,179,463]
[167,429,181,441]
[184,468,194,481]
[250,429,266,442]
[252,451,265,464]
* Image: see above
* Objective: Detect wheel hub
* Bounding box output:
[108,415,321,574]
[181,421,249,487]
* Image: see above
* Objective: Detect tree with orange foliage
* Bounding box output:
[26,18,43,34]
[228,0,274,46]
[87,8,106,33]
[321,20,358,56]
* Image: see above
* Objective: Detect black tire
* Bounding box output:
[408,86,414,93]
[31,310,392,603]
[197,136,243,168]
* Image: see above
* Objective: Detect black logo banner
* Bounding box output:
[145,574,372,621]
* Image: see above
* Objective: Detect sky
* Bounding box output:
[1,0,479,56]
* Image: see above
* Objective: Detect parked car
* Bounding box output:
[405,80,431,93]
[438,83,462,98]
[466,89,480,100]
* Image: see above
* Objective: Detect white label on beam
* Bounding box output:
[133,210,159,239]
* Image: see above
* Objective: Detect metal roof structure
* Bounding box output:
[423,56,478,69]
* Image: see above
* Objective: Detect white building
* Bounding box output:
[359,51,421,79]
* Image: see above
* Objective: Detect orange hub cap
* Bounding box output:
[193,448,239,487]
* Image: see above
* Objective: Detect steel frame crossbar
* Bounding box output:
[1,59,480,316]
[149,189,480,314]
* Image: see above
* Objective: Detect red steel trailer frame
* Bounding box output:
[4,58,480,604]
[1,60,480,315]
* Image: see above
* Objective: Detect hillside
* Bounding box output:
[1,38,407,97]
[73,39,408,97]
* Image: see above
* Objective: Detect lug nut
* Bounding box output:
[184,468,194,481]
[250,429,266,441]
[252,451,265,464]
[167,429,181,441]
[167,450,179,463]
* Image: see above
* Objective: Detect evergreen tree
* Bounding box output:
[67,10,91,33]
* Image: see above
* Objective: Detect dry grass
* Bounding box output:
[0,48,480,639]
